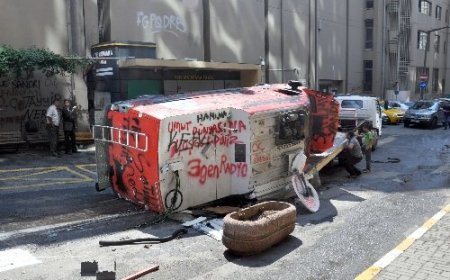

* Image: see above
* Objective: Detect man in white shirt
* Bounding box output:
[46,99,61,157]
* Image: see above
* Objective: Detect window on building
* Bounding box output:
[435,35,440,53]
[432,68,439,92]
[419,0,432,16]
[418,31,429,50]
[365,19,374,49]
[446,9,449,23]
[363,60,373,91]
[436,5,442,20]
[366,0,374,9]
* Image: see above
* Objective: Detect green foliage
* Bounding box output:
[0,46,93,78]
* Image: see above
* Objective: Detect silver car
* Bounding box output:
[404,100,446,129]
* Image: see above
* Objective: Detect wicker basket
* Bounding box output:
[222,201,296,255]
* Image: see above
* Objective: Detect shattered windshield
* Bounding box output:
[411,101,434,110]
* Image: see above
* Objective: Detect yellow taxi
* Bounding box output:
[382,107,405,124]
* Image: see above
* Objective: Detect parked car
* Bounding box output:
[382,107,405,124]
[403,100,446,129]
[381,110,389,124]
[388,100,410,111]
[404,101,416,108]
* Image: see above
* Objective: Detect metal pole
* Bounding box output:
[421,31,430,100]
[421,26,450,100]
[381,0,387,100]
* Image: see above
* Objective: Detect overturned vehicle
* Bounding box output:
[93,82,341,214]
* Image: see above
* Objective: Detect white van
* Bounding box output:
[335,95,383,149]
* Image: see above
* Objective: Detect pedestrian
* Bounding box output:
[442,101,450,130]
[62,99,78,154]
[360,123,374,173]
[342,131,363,178]
[46,99,61,157]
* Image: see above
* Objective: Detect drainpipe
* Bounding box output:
[307,0,311,87]
[381,0,387,100]
[202,0,211,61]
[345,0,349,93]
[264,0,269,83]
[314,0,318,89]
[280,0,285,82]
[66,0,74,101]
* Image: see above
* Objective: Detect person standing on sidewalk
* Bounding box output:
[443,101,450,130]
[342,131,363,178]
[62,99,78,154]
[360,123,374,173]
[46,99,61,157]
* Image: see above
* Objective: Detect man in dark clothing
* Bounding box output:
[62,99,77,154]
[342,131,363,178]
[443,101,450,130]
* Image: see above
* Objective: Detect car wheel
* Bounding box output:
[404,121,410,127]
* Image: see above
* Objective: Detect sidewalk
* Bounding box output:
[356,204,450,280]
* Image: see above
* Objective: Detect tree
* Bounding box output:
[0,46,92,78]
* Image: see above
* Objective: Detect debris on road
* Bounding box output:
[372,157,401,163]
[96,270,116,280]
[120,264,159,280]
[80,260,98,276]
[181,217,207,227]
[191,219,224,241]
[98,228,188,247]
[204,206,242,216]
[392,175,411,184]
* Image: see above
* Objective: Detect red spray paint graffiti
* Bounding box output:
[167,120,247,158]
[187,155,248,184]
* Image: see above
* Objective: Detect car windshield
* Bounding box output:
[411,101,434,110]
[341,100,363,109]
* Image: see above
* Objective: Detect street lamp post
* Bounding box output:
[421,26,450,100]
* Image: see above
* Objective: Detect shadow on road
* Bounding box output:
[223,235,303,267]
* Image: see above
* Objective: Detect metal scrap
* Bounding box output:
[121,264,159,280]
[80,261,98,276]
[96,270,116,280]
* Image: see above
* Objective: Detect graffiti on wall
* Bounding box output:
[137,11,187,37]
[165,110,249,184]
[0,77,65,131]
[167,119,246,158]
[187,155,248,184]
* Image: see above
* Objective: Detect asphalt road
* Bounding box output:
[0,124,449,280]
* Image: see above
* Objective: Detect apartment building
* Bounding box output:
[370,0,450,101]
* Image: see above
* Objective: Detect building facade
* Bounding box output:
[373,0,450,101]
[1,0,450,141]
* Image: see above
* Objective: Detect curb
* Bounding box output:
[354,203,450,280]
